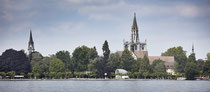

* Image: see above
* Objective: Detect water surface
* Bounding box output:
[0,80,210,92]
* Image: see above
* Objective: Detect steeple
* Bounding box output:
[131,12,139,43]
[28,30,35,54]
[192,43,194,53]
[132,12,138,30]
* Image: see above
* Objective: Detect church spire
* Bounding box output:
[131,12,139,43]
[192,43,194,53]
[132,12,138,30]
[28,30,35,54]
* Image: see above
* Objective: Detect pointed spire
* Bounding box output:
[28,30,35,54]
[29,30,33,44]
[192,43,194,53]
[132,12,138,30]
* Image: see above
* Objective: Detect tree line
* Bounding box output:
[0,41,210,80]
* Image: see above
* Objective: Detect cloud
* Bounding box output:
[0,0,38,21]
[76,1,210,21]
[48,22,86,32]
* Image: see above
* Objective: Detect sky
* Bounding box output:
[0,0,210,59]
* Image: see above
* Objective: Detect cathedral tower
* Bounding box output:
[28,30,35,54]
[124,13,147,52]
[131,13,139,43]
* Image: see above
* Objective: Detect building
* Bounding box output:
[123,13,148,58]
[28,30,35,54]
[117,13,175,75]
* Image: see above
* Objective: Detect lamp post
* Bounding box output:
[104,73,107,79]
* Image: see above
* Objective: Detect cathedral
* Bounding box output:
[124,13,147,52]
[122,13,148,59]
[117,13,175,75]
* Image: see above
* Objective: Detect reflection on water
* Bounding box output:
[0,80,210,92]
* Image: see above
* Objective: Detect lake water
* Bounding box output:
[0,80,210,92]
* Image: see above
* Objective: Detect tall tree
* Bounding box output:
[184,53,199,80]
[187,53,196,63]
[120,49,135,71]
[102,40,110,61]
[184,62,199,80]
[107,53,121,73]
[139,55,150,73]
[49,57,64,73]
[72,45,98,72]
[0,49,30,74]
[88,57,104,77]
[102,40,110,75]
[203,53,210,76]
[161,46,187,73]
[56,51,71,72]
[30,52,43,78]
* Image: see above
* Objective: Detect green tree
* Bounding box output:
[32,63,41,79]
[49,58,65,73]
[187,53,196,63]
[72,46,98,72]
[151,59,166,73]
[132,58,141,72]
[207,53,210,60]
[30,52,43,78]
[139,55,150,73]
[102,40,110,60]
[196,59,204,72]
[102,40,110,74]
[120,49,135,71]
[0,49,30,74]
[203,53,210,76]
[56,51,71,72]
[161,46,187,73]
[203,61,210,76]
[88,57,104,77]
[7,71,16,79]
[41,57,51,73]
[0,72,6,78]
[107,53,121,73]
[184,62,199,80]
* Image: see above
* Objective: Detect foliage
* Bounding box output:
[207,53,210,60]
[151,59,166,73]
[139,55,150,73]
[72,45,98,72]
[196,59,204,72]
[120,49,135,72]
[88,57,105,77]
[131,58,141,72]
[102,40,110,61]
[184,62,199,80]
[203,60,210,75]
[0,72,6,78]
[7,71,16,79]
[102,40,110,75]
[0,49,30,74]
[30,52,44,78]
[49,57,65,73]
[187,53,196,63]
[161,46,187,73]
[107,53,121,73]
[56,51,71,72]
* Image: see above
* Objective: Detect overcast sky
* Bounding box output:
[0,0,210,59]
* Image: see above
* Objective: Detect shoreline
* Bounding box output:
[0,78,209,81]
